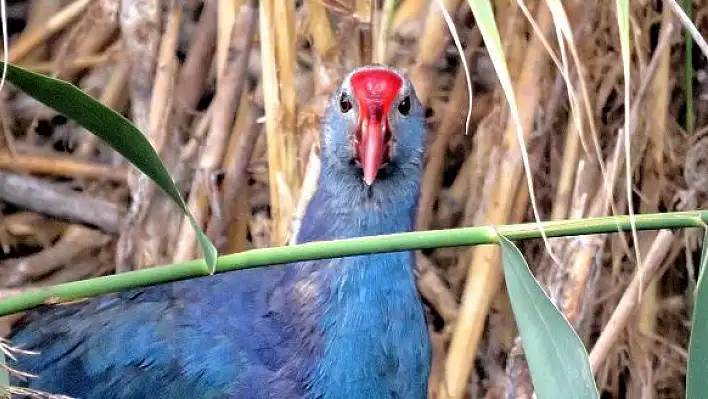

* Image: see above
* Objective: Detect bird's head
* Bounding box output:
[319,65,426,189]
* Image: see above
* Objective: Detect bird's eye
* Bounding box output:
[339,93,353,114]
[398,96,411,116]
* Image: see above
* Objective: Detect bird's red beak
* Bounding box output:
[350,69,403,186]
[358,105,389,186]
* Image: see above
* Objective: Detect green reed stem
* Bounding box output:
[0,209,705,317]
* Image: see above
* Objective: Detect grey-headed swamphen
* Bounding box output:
[7,65,431,399]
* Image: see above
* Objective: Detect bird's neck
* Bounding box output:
[296,164,421,240]
[290,171,430,398]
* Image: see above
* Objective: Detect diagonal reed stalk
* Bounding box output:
[0,209,705,317]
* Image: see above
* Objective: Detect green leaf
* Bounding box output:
[687,228,708,398]
[499,234,598,399]
[0,62,216,272]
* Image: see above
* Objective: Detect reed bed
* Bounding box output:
[0,0,706,397]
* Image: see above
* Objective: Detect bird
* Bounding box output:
[7,65,431,399]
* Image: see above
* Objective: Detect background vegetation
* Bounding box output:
[0,0,706,397]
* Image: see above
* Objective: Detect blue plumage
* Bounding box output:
[8,65,431,398]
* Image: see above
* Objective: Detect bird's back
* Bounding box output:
[9,265,307,398]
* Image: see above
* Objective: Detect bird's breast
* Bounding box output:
[304,252,431,398]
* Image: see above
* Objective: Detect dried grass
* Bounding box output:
[1,0,706,397]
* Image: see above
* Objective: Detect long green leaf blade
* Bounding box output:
[687,228,708,398]
[467,0,558,268]
[499,234,598,399]
[0,62,216,272]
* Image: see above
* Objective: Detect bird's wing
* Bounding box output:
[8,267,303,399]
